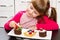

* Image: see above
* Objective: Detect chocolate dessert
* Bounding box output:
[14,24,22,35]
[39,29,47,37]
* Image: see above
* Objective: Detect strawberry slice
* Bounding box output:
[15,24,19,29]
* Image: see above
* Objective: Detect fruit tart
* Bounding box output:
[24,30,36,37]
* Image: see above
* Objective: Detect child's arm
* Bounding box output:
[36,16,59,30]
[4,11,23,30]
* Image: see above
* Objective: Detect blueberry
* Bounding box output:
[28,30,32,32]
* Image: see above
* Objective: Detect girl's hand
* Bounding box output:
[9,21,17,28]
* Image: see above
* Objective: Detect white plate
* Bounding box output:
[8,29,52,40]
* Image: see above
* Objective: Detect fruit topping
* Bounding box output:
[29,32,32,34]
[40,28,43,31]
[15,24,18,29]
[32,30,34,32]
[28,30,32,32]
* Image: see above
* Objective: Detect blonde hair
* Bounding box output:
[49,7,57,22]
[31,0,57,22]
[31,0,49,15]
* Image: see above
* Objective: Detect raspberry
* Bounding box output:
[29,32,32,34]
[32,30,34,32]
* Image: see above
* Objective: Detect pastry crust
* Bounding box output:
[24,32,36,37]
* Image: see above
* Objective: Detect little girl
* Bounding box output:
[4,0,59,32]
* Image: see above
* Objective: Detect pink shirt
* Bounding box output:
[20,13,37,29]
[4,11,59,31]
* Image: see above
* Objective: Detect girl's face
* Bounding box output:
[26,3,40,18]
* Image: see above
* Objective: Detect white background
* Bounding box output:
[0,0,14,27]
[57,0,60,28]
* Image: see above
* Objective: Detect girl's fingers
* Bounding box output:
[9,21,17,28]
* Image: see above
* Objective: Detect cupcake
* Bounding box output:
[14,24,22,35]
[39,28,47,37]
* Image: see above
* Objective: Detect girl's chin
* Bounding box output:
[26,13,30,17]
[26,14,36,18]
[26,14,31,18]
[26,13,32,17]
[26,12,35,18]
[28,15,33,18]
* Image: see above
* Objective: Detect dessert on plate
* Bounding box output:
[39,28,47,37]
[24,30,36,37]
[14,24,22,35]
